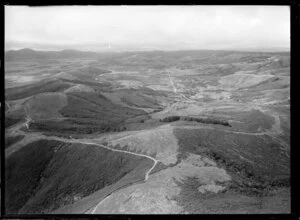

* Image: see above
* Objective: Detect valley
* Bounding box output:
[4,49,290,214]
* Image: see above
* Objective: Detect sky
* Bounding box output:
[5,6,290,52]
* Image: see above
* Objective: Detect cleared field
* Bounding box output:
[111,124,179,165]
[89,153,231,214]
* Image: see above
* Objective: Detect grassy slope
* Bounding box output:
[5,117,23,128]
[119,89,161,109]
[25,93,67,120]
[53,158,153,214]
[61,78,114,93]
[6,139,152,214]
[229,110,275,132]
[5,79,71,101]
[121,95,157,108]
[5,135,24,149]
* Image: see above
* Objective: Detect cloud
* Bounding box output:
[5,6,290,51]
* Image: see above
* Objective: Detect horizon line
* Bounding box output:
[5,47,291,54]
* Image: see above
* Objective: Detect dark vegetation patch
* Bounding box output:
[159,116,231,127]
[30,119,115,135]
[173,176,265,214]
[6,139,152,214]
[122,118,163,132]
[174,176,290,214]
[5,139,59,214]
[123,114,151,124]
[29,92,146,135]
[173,128,289,195]
[5,117,23,128]
[5,135,24,148]
[53,157,153,214]
[201,150,289,197]
[159,116,181,122]
[5,79,71,100]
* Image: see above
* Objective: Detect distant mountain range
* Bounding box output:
[5,48,100,61]
[5,48,290,61]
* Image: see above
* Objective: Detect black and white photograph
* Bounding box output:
[3,5,290,215]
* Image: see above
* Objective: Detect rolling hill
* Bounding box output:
[4,49,290,214]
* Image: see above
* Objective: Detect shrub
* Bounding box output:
[160,116,181,122]
[160,115,231,127]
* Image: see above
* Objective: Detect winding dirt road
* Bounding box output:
[90,195,112,214]
[167,71,177,93]
[5,118,159,213]
[61,139,158,213]
[71,140,159,182]
[5,103,289,213]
